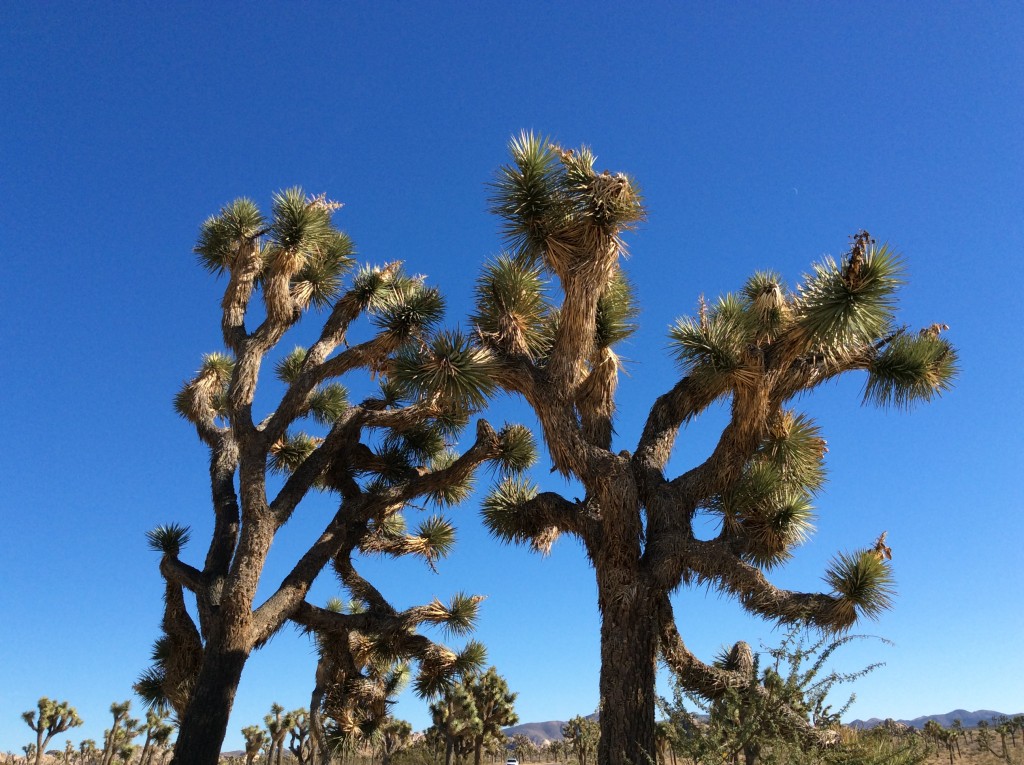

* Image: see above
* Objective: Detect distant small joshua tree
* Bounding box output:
[21,698,83,765]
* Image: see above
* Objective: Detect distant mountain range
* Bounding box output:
[848,709,1022,730]
[505,709,1023,744]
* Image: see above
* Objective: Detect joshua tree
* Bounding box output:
[286,709,313,765]
[99,702,139,765]
[21,698,83,765]
[509,734,536,764]
[479,133,957,764]
[375,716,413,765]
[241,725,268,765]
[562,716,600,765]
[146,189,535,764]
[263,704,293,765]
[136,709,174,765]
[465,667,518,765]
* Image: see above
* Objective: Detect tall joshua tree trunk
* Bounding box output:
[596,574,658,765]
[172,637,251,764]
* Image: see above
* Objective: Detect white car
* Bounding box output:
[505,759,519,765]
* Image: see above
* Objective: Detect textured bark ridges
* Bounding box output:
[481,135,957,765]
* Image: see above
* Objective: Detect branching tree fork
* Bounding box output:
[144,189,535,765]
[478,134,958,765]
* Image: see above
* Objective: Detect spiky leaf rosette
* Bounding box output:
[307,384,349,425]
[471,254,550,358]
[133,667,170,711]
[741,270,790,339]
[481,477,540,545]
[173,352,234,424]
[392,331,498,410]
[758,411,828,495]
[413,644,459,698]
[425,450,476,506]
[795,242,903,347]
[594,269,640,348]
[269,432,320,475]
[146,523,191,555]
[404,515,457,566]
[864,333,958,409]
[489,132,564,260]
[275,346,308,384]
[452,639,488,677]
[267,187,336,267]
[372,280,445,342]
[382,423,447,464]
[737,491,816,569]
[291,230,355,311]
[669,294,757,387]
[489,424,538,476]
[824,547,895,628]
[194,198,265,275]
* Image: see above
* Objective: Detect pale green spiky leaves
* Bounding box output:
[269,187,336,255]
[481,477,540,545]
[489,132,563,259]
[392,331,498,410]
[173,353,234,424]
[824,547,895,628]
[489,131,645,264]
[291,230,355,311]
[669,294,757,385]
[146,523,191,556]
[713,411,826,568]
[372,279,446,341]
[269,432,320,476]
[864,333,958,409]
[409,515,457,566]
[195,199,265,275]
[471,254,551,358]
[595,270,639,348]
[489,424,538,476]
[795,243,903,346]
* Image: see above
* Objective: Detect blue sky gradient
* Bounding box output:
[2,1,1021,752]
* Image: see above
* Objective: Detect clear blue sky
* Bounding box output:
[2,1,1022,753]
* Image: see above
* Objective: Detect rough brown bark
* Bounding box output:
[170,640,251,765]
[596,579,658,765]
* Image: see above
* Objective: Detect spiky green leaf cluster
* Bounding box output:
[481,477,540,544]
[669,294,755,382]
[392,331,498,410]
[471,254,551,357]
[373,281,446,341]
[194,198,265,274]
[595,270,639,348]
[292,230,355,310]
[275,347,308,384]
[438,593,482,638]
[489,132,563,259]
[307,384,349,425]
[864,333,958,409]
[795,244,903,345]
[489,424,538,476]
[412,515,457,563]
[145,523,191,555]
[382,423,448,463]
[489,131,644,264]
[269,187,336,254]
[269,432,319,475]
[824,548,895,626]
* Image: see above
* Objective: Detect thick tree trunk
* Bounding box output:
[596,583,658,765]
[170,641,251,765]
